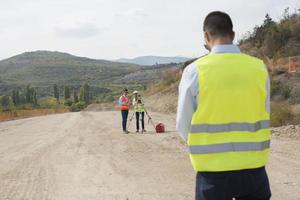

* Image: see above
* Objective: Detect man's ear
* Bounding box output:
[204,32,210,42]
[231,31,235,41]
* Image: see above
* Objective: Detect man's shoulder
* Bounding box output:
[182,62,198,79]
[183,55,210,73]
[184,61,197,71]
[183,55,208,70]
[191,54,213,66]
[180,60,201,84]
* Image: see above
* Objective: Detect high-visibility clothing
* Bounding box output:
[132,97,138,107]
[134,103,145,112]
[133,96,143,110]
[188,53,270,172]
[119,95,129,110]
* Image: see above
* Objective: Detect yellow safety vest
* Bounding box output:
[135,103,145,112]
[188,53,270,172]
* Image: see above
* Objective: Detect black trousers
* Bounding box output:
[136,112,145,130]
[121,110,128,131]
[195,167,271,200]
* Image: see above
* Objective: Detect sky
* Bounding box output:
[0,0,300,60]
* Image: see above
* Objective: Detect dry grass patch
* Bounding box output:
[271,101,293,127]
[0,108,69,122]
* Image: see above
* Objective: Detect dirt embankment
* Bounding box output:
[145,82,179,114]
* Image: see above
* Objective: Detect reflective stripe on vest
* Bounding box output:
[188,53,271,172]
[189,140,270,154]
[190,120,270,133]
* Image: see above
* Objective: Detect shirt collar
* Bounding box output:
[210,44,241,54]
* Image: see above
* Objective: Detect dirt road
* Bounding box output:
[0,111,299,200]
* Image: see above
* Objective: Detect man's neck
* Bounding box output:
[210,44,240,54]
[212,40,233,47]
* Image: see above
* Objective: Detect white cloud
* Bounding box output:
[54,23,105,39]
[114,8,150,18]
[0,0,299,60]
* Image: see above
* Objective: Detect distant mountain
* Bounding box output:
[0,51,181,99]
[116,56,190,65]
[0,51,138,85]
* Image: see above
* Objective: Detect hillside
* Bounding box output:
[116,56,190,65]
[0,51,180,100]
[239,9,300,72]
[239,9,300,106]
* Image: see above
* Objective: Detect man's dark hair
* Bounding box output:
[203,11,233,37]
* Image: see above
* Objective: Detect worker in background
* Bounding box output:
[119,88,130,134]
[176,11,271,200]
[135,99,147,133]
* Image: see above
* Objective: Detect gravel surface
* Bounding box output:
[271,124,300,139]
[0,111,299,200]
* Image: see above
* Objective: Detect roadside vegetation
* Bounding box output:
[241,8,300,126]
[0,82,94,121]
[239,7,300,62]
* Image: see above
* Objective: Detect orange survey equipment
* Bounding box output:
[147,112,165,134]
[155,123,165,133]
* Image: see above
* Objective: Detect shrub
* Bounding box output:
[0,96,12,111]
[64,98,73,106]
[69,101,86,112]
[271,101,293,127]
[39,97,65,109]
[76,101,86,109]
[271,69,286,76]
[69,104,79,112]
[289,86,300,104]
[271,80,292,100]
[291,104,300,124]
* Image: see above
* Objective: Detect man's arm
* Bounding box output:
[118,96,122,105]
[132,98,136,106]
[176,62,199,141]
[264,65,270,114]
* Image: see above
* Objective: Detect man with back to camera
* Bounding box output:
[176,11,271,200]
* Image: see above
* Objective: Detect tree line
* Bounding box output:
[1,85,38,111]
[53,83,91,112]
[0,83,91,112]
[53,83,90,103]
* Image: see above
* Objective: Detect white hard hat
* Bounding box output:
[133,90,138,94]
